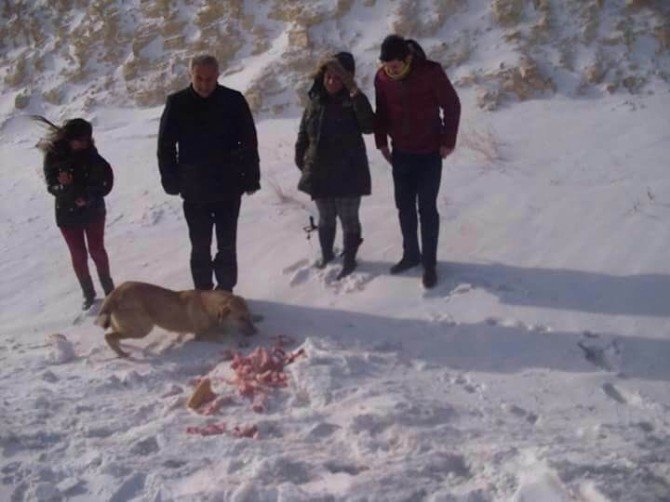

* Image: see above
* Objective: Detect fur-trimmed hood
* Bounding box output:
[307,51,356,100]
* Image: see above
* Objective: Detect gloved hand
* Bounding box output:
[326,60,359,95]
[161,175,180,196]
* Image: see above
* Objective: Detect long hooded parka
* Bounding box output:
[294,53,375,199]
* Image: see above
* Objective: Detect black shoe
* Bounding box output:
[422,267,437,289]
[316,251,335,269]
[337,232,362,280]
[100,275,115,296]
[317,226,336,269]
[337,260,357,279]
[82,294,96,310]
[78,275,96,310]
[390,256,421,274]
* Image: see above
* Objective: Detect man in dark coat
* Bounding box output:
[374,35,461,288]
[158,54,260,292]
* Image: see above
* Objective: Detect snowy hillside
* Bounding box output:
[1,0,669,117]
[1,1,670,501]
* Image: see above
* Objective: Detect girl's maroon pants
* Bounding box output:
[59,214,110,281]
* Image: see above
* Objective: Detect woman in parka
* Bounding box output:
[41,118,115,309]
[294,52,375,279]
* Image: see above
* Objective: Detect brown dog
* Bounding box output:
[95,281,256,357]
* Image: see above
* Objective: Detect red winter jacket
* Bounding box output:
[374,59,461,154]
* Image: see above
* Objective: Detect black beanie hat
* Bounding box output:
[380,34,410,62]
[62,118,93,141]
[334,51,355,76]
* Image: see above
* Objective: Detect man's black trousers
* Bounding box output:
[183,197,241,292]
[391,150,442,269]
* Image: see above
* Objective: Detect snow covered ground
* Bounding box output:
[1,0,670,499]
[1,86,669,500]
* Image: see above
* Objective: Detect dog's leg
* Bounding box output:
[104,320,153,358]
[105,331,131,358]
[238,318,257,336]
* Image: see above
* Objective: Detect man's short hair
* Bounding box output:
[190,54,219,72]
[380,34,410,62]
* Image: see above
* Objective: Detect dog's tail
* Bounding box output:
[95,292,116,329]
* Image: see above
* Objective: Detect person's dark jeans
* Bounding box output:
[183,197,241,291]
[392,150,442,269]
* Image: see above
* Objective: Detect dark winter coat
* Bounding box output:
[157,84,260,203]
[374,58,461,154]
[44,144,113,228]
[295,84,374,199]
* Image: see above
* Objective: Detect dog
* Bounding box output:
[95,281,256,357]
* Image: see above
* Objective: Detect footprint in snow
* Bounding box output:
[286,258,375,293]
[109,472,146,502]
[602,382,627,404]
[289,267,310,287]
[444,283,474,301]
[502,403,539,424]
[577,337,622,373]
[282,258,310,274]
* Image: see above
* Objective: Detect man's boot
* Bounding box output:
[390,254,421,274]
[316,225,336,269]
[422,266,437,289]
[337,232,362,280]
[79,275,96,310]
[99,274,115,296]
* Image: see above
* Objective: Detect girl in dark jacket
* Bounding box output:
[295,52,375,279]
[41,118,115,309]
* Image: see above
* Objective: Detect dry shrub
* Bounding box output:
[392,0,456,37]
[193,25,243,68]
[161,18,186,38]
[557,40,575,71]
[245,88,263,113]
[455,72,478,88]
[476,86,501,111]
[459,126,505,164]
[132,28,160,55]
[5,55,27,86]
[269,0,351,26]
[122,57,140,81]
[134,88,167,107]
[622,75,647,94]
[429,35,472,69]
[141,0,172,19]
[625,0,653,9]
[654,22,669,52]
[492,0,524,27]
[584,63,605,84]
[288,25,310,49]
[577,1,601,44]
[251,25,272,55]
[33,54,46,72]
[499,56,555,100]
[163,34,186,50]
[14,91,31,109]
[529,13,552,44]
[29,18,46,46]
[43,87,62,105]
[196,3,225,28]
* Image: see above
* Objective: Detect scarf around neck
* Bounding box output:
[383,56,413,80]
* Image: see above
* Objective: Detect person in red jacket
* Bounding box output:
[374,35,461,288]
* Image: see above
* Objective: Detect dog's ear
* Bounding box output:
[217,305,231,324]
